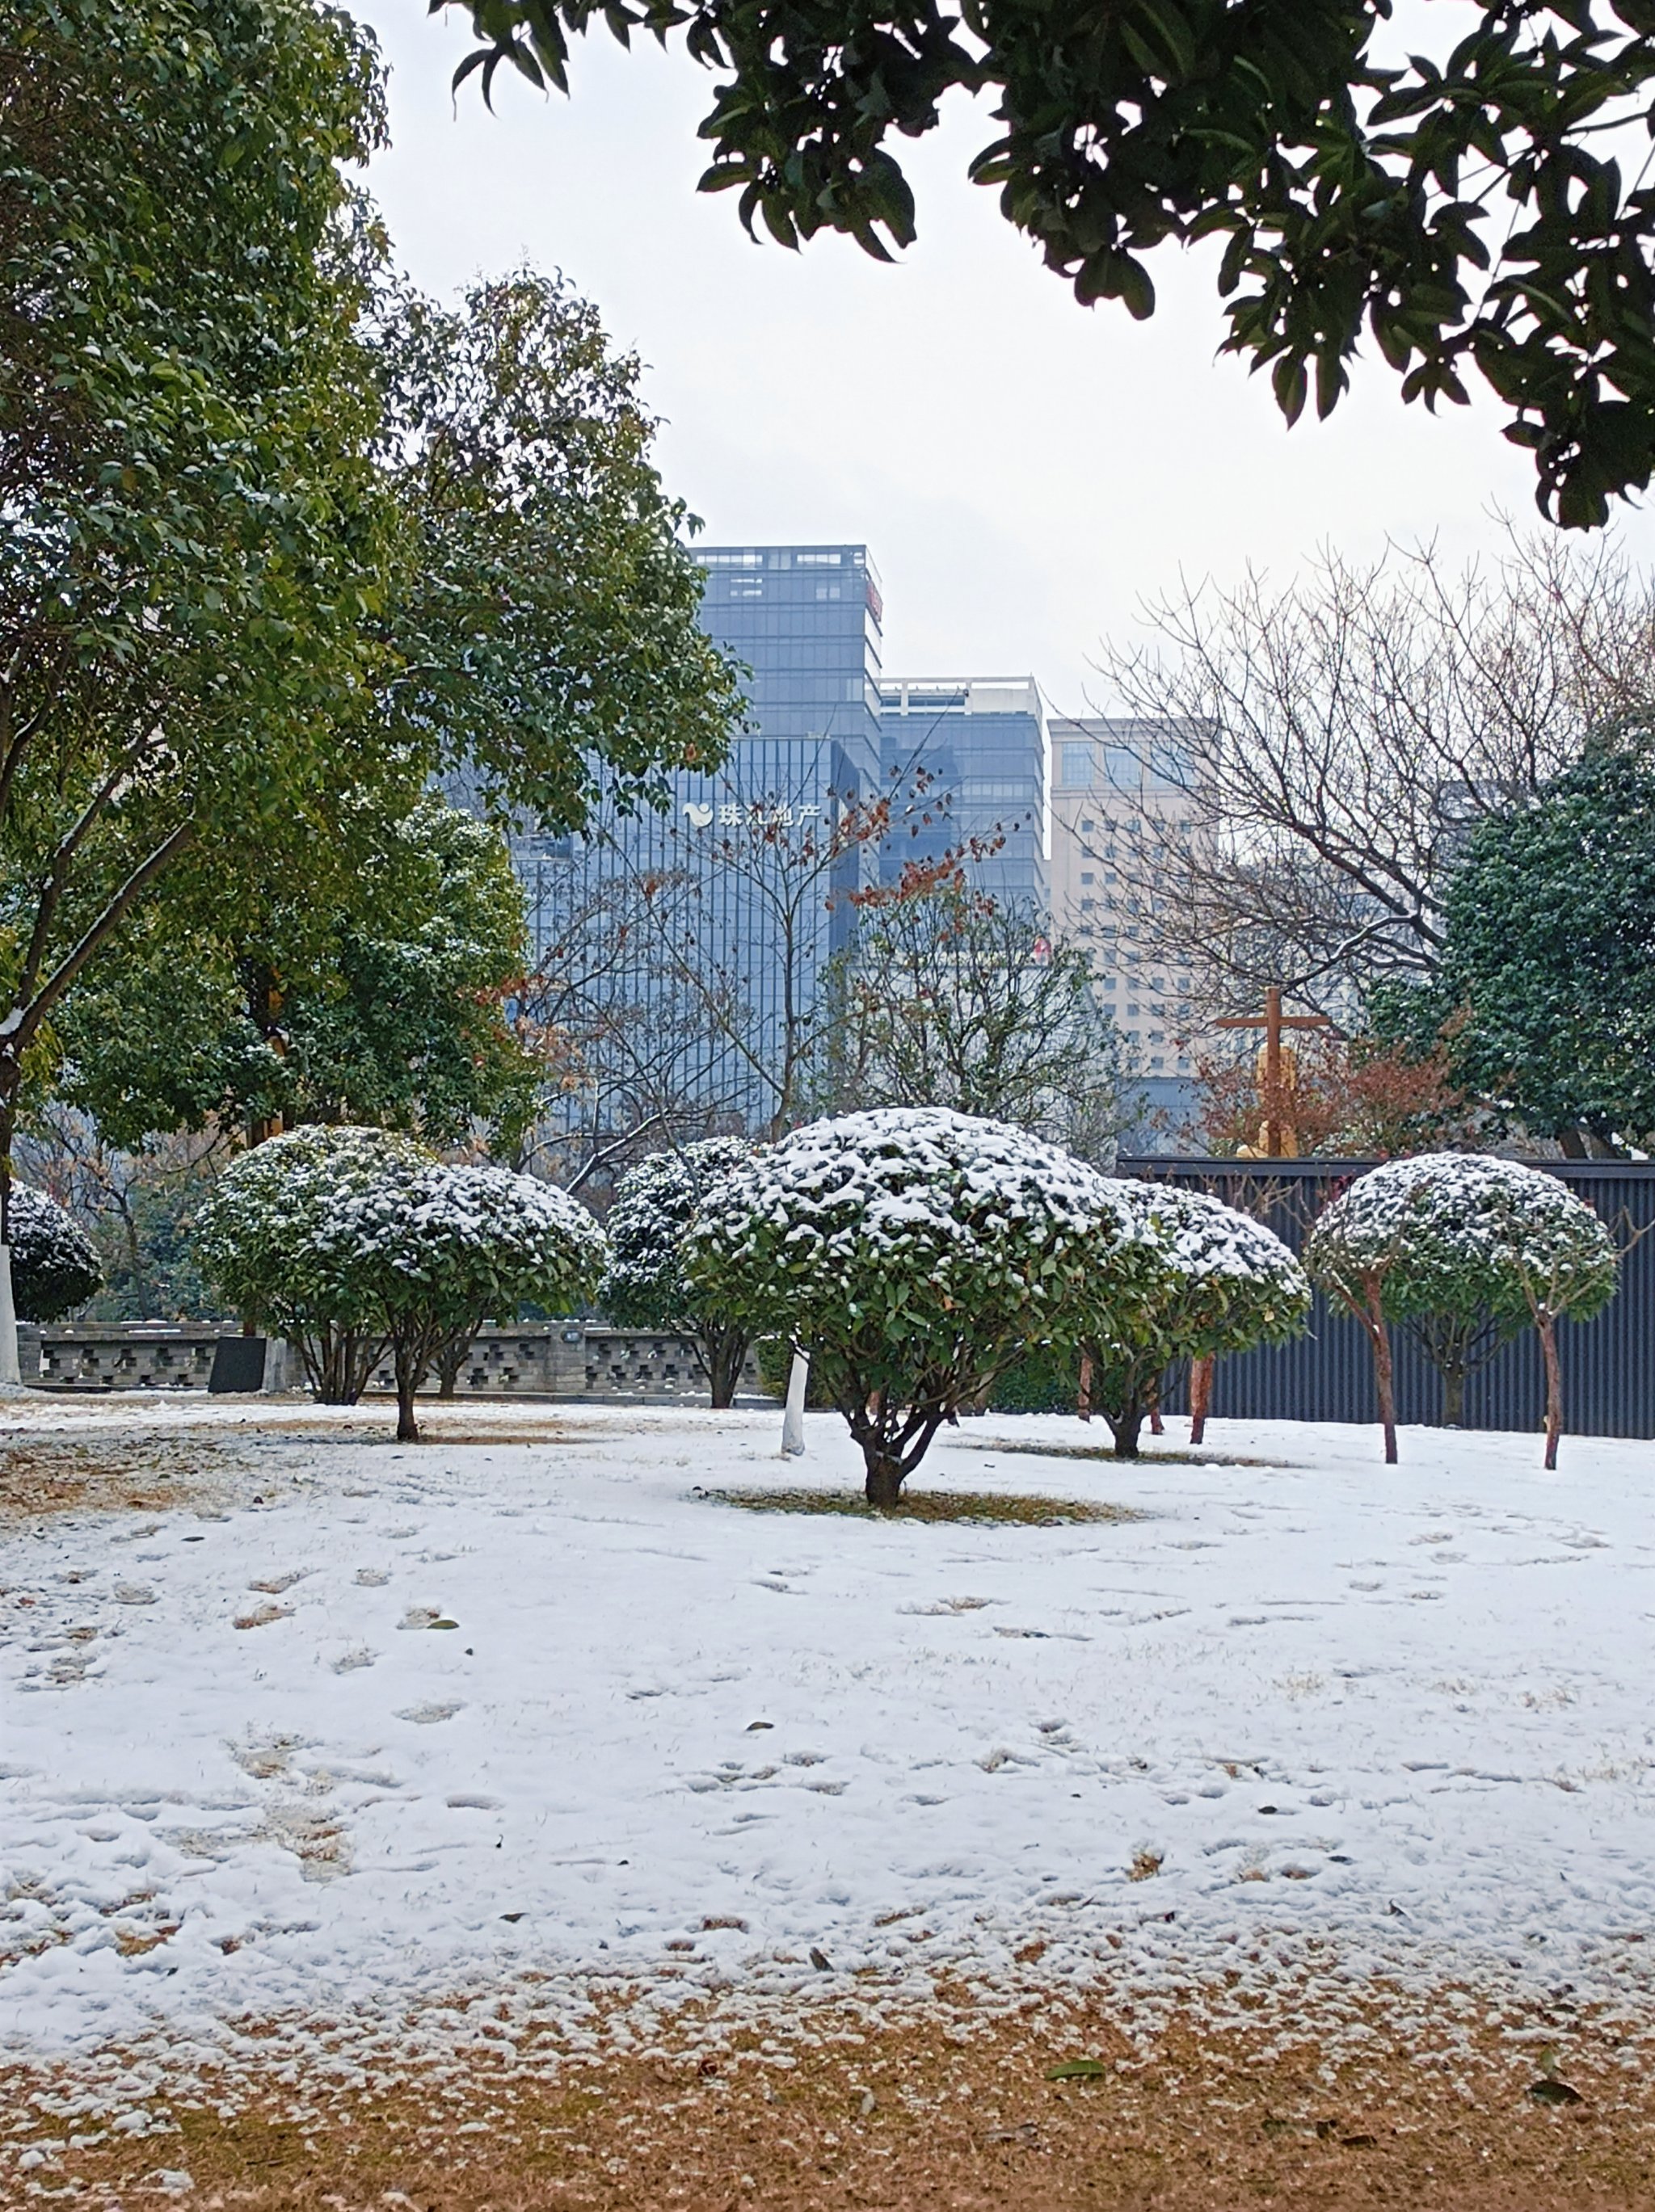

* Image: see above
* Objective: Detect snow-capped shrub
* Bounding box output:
[601,1138,756,1407]
[195,1124,432,1402]
[1076,1182,1310,1458]
[6,1185,102,1323]
[682,1106,1163,1504]
[311,1163,606,1440]
[1307,1152,1617,1467]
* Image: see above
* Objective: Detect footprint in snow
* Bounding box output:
[331,1648,377,1674]
[113,1586,158,1606]
[234,1602,293,1631]
[247,1572,308,1595]
[355,1570,391,1587]
[396,1701,464,1726]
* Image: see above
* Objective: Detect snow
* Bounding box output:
[4,1394,1655,2074]
[1307,1151,1619,1319]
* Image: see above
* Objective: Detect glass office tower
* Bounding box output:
[516,545,888,1134]
[877,677,1050,906]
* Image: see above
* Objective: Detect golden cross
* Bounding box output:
[1211,986,1332,1156]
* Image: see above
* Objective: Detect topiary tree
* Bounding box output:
[1308,1153,1619,1467]
[195,1125,432,1402]
[1077,1184,1311,1458]
[310,1163,606,1441]
[683,1107,1162,1506]
[8,1187,103,1323]
[600,1138,758,1407]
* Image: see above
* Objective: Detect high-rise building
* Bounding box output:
[1048,716,1199,1129]
[515,545,888,1136]
[877,678,1049,906]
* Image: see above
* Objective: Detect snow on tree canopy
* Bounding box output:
[602,1138,756,1331]
[684,1108,1166,1502]
[6,1185,102,1323]
[684,1107,1130,1335]
[1083,1180,1310,1354]
[310,1162,606,1322]
[1306,1152,1618,1324]
[196,1124,432,1333]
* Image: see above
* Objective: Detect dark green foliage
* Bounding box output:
[1431,736,1655,1152]
[988,1341,1080,1416]
[600,1139,756,1403]
[449,0,1655,524]
[9,1187,102,1323]
[370,271,743,831]
[60,801,541,1152]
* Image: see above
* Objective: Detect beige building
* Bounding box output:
[1048,716,1197,1079]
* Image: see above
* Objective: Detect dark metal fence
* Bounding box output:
[1118,1157,1655,1440]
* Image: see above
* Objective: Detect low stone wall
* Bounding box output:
[21,1323,764,1403]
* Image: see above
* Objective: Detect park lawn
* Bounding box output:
[2,1394,1654,2206]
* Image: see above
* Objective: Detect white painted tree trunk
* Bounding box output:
[781,1351,810,1457]
[0,1243,19,1388]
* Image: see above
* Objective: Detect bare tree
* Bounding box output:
[815,881,1136,1165]
[1093,532,1655,1019]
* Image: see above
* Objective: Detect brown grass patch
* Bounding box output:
[959,1436,1296,1469]
[6,1979,1655,2209]
[700,1486,1145,1526]
[0,1432,241,1521]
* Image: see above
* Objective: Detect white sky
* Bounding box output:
[356,2,1655,716]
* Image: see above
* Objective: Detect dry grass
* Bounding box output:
[699,1486,1146,1526]
[957,1436,1295,1469]
[8,1979,1655,2209]
[0,1432,242,1522]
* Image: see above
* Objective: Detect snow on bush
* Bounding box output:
[1077,1182,1309,1458]
[683,1106,1164,1504]
[195,1125,432,1402]
[311,1163,606,1440]
[6,1185,102,1323]
[1307,1152,1618,1467]
[601,1138,757,1407]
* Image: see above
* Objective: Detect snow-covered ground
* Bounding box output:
[3,1396,1654,2068]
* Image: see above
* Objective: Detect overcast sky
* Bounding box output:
[356,2,1655,717]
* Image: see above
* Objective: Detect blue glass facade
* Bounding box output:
[877,679,1049,906]
[508,544,1068,1138]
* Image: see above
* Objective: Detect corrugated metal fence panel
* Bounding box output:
[1118,1158,1655,1440]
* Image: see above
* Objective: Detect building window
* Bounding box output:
[797,549,843,566]
[1080,870,1095,885]
[1059,742,1094,788]
[1150,1054,1164,1069]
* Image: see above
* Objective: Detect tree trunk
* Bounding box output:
[1365,1282,1398,1465]
[435,1327,474,1400]
[1106,1403,1145,1459]
[394,1336,423,1445]
[705,1328,748,1411]
[1539,1312,1563,1471]
[1442,1363,1465,1428]
[1189,1355,1213,1445]
[0,1102,19,1388]
[864,1452,905,1508]
[1076,1352,1093,1423]
[0,1242,18,1390]
[1148,1377,1164,1436]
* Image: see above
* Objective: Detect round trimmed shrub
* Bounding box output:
[311,1162,606,1440]
[1078,1182,1310,1457]
[7,1186,103,1323]
[601,1138,756,1406]
[683,1106,1162,1504]
[1307,1151,1617,1466]
[195,1124,432,1401]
